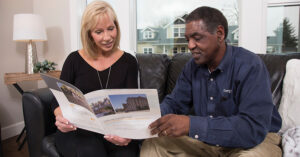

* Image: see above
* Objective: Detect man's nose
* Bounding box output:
[188,39,196,50]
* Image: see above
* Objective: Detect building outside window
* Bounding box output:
[143,47,153,54]
[267,1,300,53]
[136,0,239,56]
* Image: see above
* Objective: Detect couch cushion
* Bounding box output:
[136,54,170,103]
[278,59,300,133]
[165,53,192,95]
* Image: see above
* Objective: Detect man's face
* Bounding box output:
[185,20,221,65]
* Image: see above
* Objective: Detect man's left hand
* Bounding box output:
[149,114,190,137]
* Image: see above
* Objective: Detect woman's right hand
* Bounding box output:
[54,107,77,132]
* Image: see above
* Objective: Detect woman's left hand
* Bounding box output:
[104,135,131,146]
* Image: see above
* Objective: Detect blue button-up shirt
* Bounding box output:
[161,45,282,148]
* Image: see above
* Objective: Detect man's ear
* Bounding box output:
[216,25,225,41]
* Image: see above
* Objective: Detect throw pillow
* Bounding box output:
[278,59,300,133]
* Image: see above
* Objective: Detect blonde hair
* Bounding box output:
[81,0,120,59]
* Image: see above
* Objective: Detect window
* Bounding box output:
[173,27,185,38]
[173,47,178,54]
[143,31,154,39]
[267,1,300,53]
[174,28,179,38]
[181,47,186,53]
[136,0,239,56]
[143,47,153,54]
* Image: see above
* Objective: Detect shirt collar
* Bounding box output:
[215,44,232,73]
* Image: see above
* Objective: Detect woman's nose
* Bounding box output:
[103,31,111,41]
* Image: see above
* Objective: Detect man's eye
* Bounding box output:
[194,37,203,41]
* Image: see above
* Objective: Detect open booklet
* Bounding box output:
[40,73,161,139]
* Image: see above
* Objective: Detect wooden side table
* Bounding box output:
[4,71,61,150]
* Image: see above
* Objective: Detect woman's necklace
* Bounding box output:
[96,66,111,89]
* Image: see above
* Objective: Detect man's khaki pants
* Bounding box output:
[140,133,282,157]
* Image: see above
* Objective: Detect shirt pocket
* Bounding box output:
[216,91,237,116]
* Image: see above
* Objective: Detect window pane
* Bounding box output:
[137,0,239,56]
[267,5,300,53]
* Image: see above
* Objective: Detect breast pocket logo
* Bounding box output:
[223,89,232,94]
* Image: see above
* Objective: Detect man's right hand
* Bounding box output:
[54,107,77,132]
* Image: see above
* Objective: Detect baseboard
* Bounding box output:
[1,121,24,140]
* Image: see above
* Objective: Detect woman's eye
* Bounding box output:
[108,26,115,31]
[95,31,102,34]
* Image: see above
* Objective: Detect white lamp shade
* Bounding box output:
[13,14,47,41]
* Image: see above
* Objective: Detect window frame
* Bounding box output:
[143,47,153,54]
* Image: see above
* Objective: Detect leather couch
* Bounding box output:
[22,52,300,157]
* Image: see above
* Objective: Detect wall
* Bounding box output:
[0,0,71,140]
[0,0,34,140]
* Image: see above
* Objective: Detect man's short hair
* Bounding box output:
[186,6,228,39]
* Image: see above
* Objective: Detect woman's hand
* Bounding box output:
[54,107,77,133]
[104,135,131,146]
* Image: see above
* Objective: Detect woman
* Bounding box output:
[52,1,139,156]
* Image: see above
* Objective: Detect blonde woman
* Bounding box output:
[52,1,139,156]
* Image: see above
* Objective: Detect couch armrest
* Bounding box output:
[22,88,56,157]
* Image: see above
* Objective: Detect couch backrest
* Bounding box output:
[137,52,300,108]
[136,54,170,103]
[258,53,300,108]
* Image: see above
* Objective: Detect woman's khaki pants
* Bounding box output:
[140,133,282,157]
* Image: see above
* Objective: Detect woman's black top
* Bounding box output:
[51,51,138,111]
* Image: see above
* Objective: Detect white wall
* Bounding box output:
[0,0,72,140]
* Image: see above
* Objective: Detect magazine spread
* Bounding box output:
[40,73,161,139]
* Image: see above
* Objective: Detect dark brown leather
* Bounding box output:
[136,53,170,103]
[165,53,192,95]
[258,53,300,109]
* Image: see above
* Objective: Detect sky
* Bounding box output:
[137,0,238,29]
[267,6,299,36]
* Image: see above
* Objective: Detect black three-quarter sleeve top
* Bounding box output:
[51,51,138,111]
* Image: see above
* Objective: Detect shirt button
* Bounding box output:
[209,115,213,118]
[210,97,213,100]
[195,135,199,139]
[210,78,214,81]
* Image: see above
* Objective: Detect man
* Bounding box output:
[140,6,282,157]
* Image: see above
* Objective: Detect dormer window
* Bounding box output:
[173,27,185,38]
[143,31,154,39]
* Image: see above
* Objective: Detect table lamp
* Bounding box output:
[13,14,47,74]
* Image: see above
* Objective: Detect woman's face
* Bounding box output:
[90,13,117,54]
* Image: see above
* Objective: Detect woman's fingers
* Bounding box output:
[55,115,76,132]
[104,135,131,146]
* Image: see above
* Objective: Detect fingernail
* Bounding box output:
[104,135,108,138]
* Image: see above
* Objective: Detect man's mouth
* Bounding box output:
[192,52,202,58]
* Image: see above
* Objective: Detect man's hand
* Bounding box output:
[149,114,190,137]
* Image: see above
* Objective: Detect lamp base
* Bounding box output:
[25,40,38,74]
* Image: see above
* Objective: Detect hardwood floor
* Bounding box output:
[2,136,29,157]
